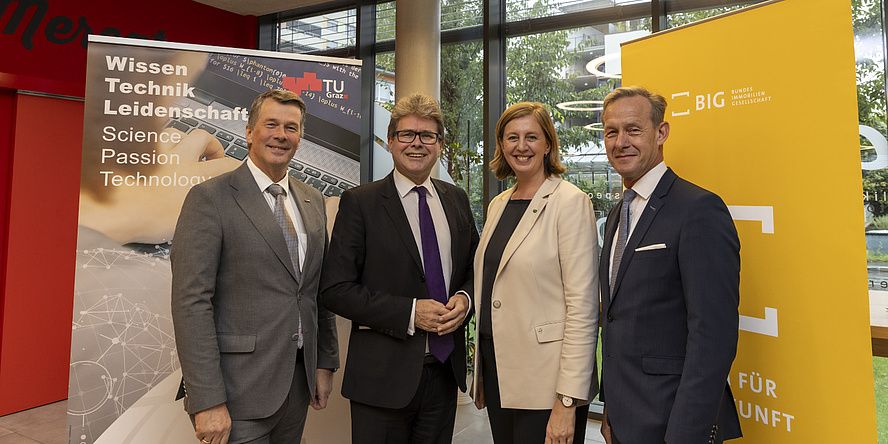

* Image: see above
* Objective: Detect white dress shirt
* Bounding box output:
[609,161,668,280]
[393,169,453,336]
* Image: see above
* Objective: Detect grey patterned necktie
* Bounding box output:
[267,183,302,284]
[610,188,637,296]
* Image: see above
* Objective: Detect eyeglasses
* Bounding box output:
[393,130,441,145]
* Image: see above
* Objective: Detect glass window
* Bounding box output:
[277,9,357,54]
[507,0,648,23]
[375,1,396,109]
[377,2,396,42]
[666,3,754,28]
[441,40,485,227]
[854,0,888,440]
[443,0,483,31]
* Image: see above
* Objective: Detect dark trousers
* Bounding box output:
[480,337,589,444]
[207,349,310,444]
[350,358,457,444]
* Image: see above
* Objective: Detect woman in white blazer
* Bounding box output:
[472,102,599,444]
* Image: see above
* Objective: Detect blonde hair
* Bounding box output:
[491,102,565,180]
[387,93,445,139]
[602,86,667,125]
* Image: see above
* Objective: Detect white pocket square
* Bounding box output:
[635,243,667,252]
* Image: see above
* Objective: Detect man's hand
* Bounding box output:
[310,368,334,410]
[415,299,449,332]
[194,403,231,444]
[545,400,576,444]
[600,405,612,444]
[437,293,469,335]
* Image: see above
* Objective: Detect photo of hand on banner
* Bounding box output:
[78,127,240,245]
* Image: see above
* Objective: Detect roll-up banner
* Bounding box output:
[69,35,361,444]
[621,0,877,442]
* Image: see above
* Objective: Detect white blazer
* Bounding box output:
[472,176,599,409]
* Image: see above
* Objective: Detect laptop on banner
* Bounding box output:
[166,52,361,197]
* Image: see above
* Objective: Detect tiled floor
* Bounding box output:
[0,400,605,444]
[0,401,67,444]
[452,398,606,444]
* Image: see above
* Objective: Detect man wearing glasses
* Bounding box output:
[322,93,479,443]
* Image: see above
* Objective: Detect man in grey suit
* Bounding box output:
[172,90,339,444]
[598,86,742,444]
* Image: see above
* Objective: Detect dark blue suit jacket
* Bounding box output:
[600,167,742,443]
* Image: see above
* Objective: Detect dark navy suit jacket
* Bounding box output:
[600,167,742,443]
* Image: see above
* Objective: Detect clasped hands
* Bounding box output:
[414,293,469,335]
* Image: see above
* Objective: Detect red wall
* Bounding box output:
[0,90,12,391]
[0,0,257,97]
[0,0,256,416]
[1,94,82,415]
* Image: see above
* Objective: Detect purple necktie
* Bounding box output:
[414,186,453,363]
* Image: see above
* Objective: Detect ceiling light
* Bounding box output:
[585,52,621,79]
[556,100,603,112]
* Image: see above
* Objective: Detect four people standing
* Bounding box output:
[172,86,741,444]
[471,103,599,444]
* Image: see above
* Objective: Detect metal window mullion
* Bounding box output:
[483,0,506,218]
[653,0,666,32]
[358,0,378,185]
[503,3,651,37]
[882,0,888,123]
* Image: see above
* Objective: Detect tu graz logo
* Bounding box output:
[282,73,348,99]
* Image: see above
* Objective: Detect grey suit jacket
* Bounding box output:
[171,162,339,419]
[599,167,741,443]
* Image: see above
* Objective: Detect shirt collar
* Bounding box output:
[628,161,667,201]
[393,168,437,200]
[247,157,289,195]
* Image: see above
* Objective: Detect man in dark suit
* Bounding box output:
[598,86,742,444]
[172,90,339,444]
[321,93,478,444]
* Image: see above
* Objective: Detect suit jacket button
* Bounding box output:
[607,315,614,322]
[493,300,501,309]
[291,333,299,341]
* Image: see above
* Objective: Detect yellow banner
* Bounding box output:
[622,0,877,442]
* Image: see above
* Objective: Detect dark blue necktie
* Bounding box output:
[414,186,453,363]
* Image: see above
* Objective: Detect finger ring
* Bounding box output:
[201,440,210,443]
